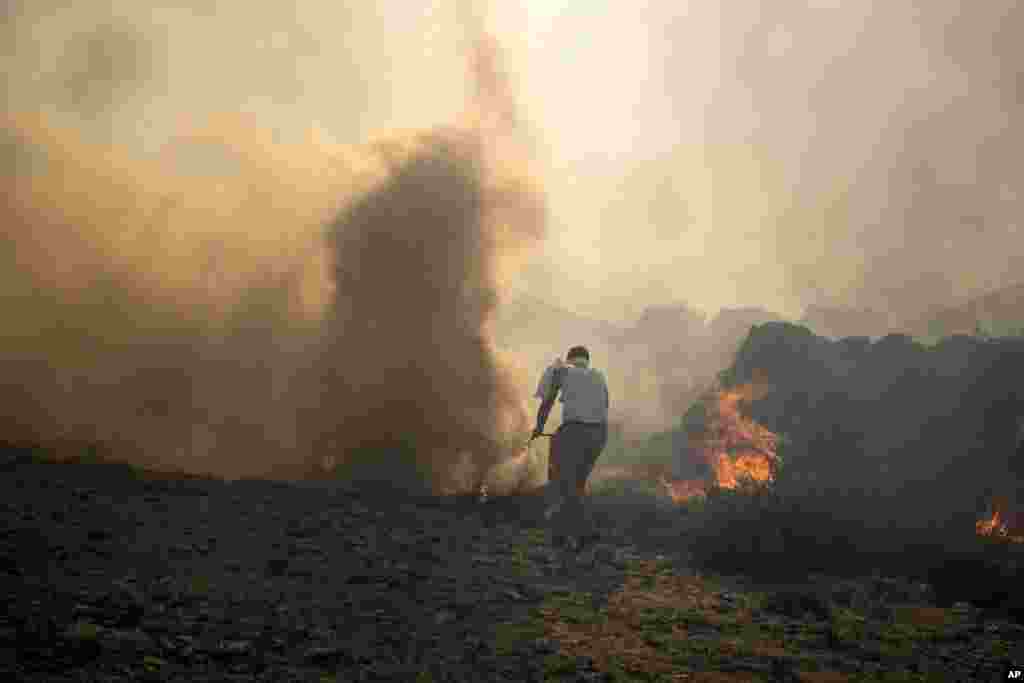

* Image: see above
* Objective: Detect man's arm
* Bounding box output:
[533,366,565,437]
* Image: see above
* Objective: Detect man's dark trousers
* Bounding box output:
[550,421,608,542]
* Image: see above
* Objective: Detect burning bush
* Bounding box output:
[659,377,780,505]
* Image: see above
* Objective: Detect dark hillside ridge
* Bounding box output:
[798,305,893,339]
[716,323,1024,615]
[911,281,1024,337]
[729,323,1023,534]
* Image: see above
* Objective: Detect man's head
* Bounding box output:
[566,345,590,367]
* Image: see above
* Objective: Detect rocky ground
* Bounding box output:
[1,458,1021,682]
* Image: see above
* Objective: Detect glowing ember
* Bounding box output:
[710,451,775,489]
[658,476,707,504]
[976,498,1024,543]
[976,510,1006,536]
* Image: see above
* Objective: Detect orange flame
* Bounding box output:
[694,380,777,488]
[662,376,779,504]
[976,499,1024,543]
[976,510,1007,536]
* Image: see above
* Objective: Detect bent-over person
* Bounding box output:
[532,346,609,551]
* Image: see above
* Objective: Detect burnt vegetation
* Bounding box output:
[683,322,1024,621]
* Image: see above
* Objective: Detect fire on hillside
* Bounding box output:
[976,496,1024,544]
[659,379,779,503]
[661,382,1024,550]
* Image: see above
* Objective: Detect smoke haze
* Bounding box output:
[491,0,1024,436]
[3,1,1023,477]
[2,1,546,489]
[496,0,1023,324]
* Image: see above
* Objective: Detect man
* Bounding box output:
[532,345,610,551]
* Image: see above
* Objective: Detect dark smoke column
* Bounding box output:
[307,17,547,493]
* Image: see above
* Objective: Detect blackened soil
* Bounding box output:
[0,460,693,682]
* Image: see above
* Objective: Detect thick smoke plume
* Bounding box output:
[1,1,546,491]
[311,126,546,492]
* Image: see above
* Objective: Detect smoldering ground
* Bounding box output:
[1,2,547,493]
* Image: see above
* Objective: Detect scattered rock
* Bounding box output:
[86,528,111,542]
[869,603,894,622]
[531,638,558,654]
[304,644,349,664]
[101,628,157,655]
[763,587,833,620]
[829,580,870,609]
[265,558,289,577]
[63,621,103,642]
[434,609,458,625]
[214,639,252,657]
[720,658,774,674]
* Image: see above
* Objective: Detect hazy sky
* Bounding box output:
[498,0,1024,323]
[4,0,1022,324]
